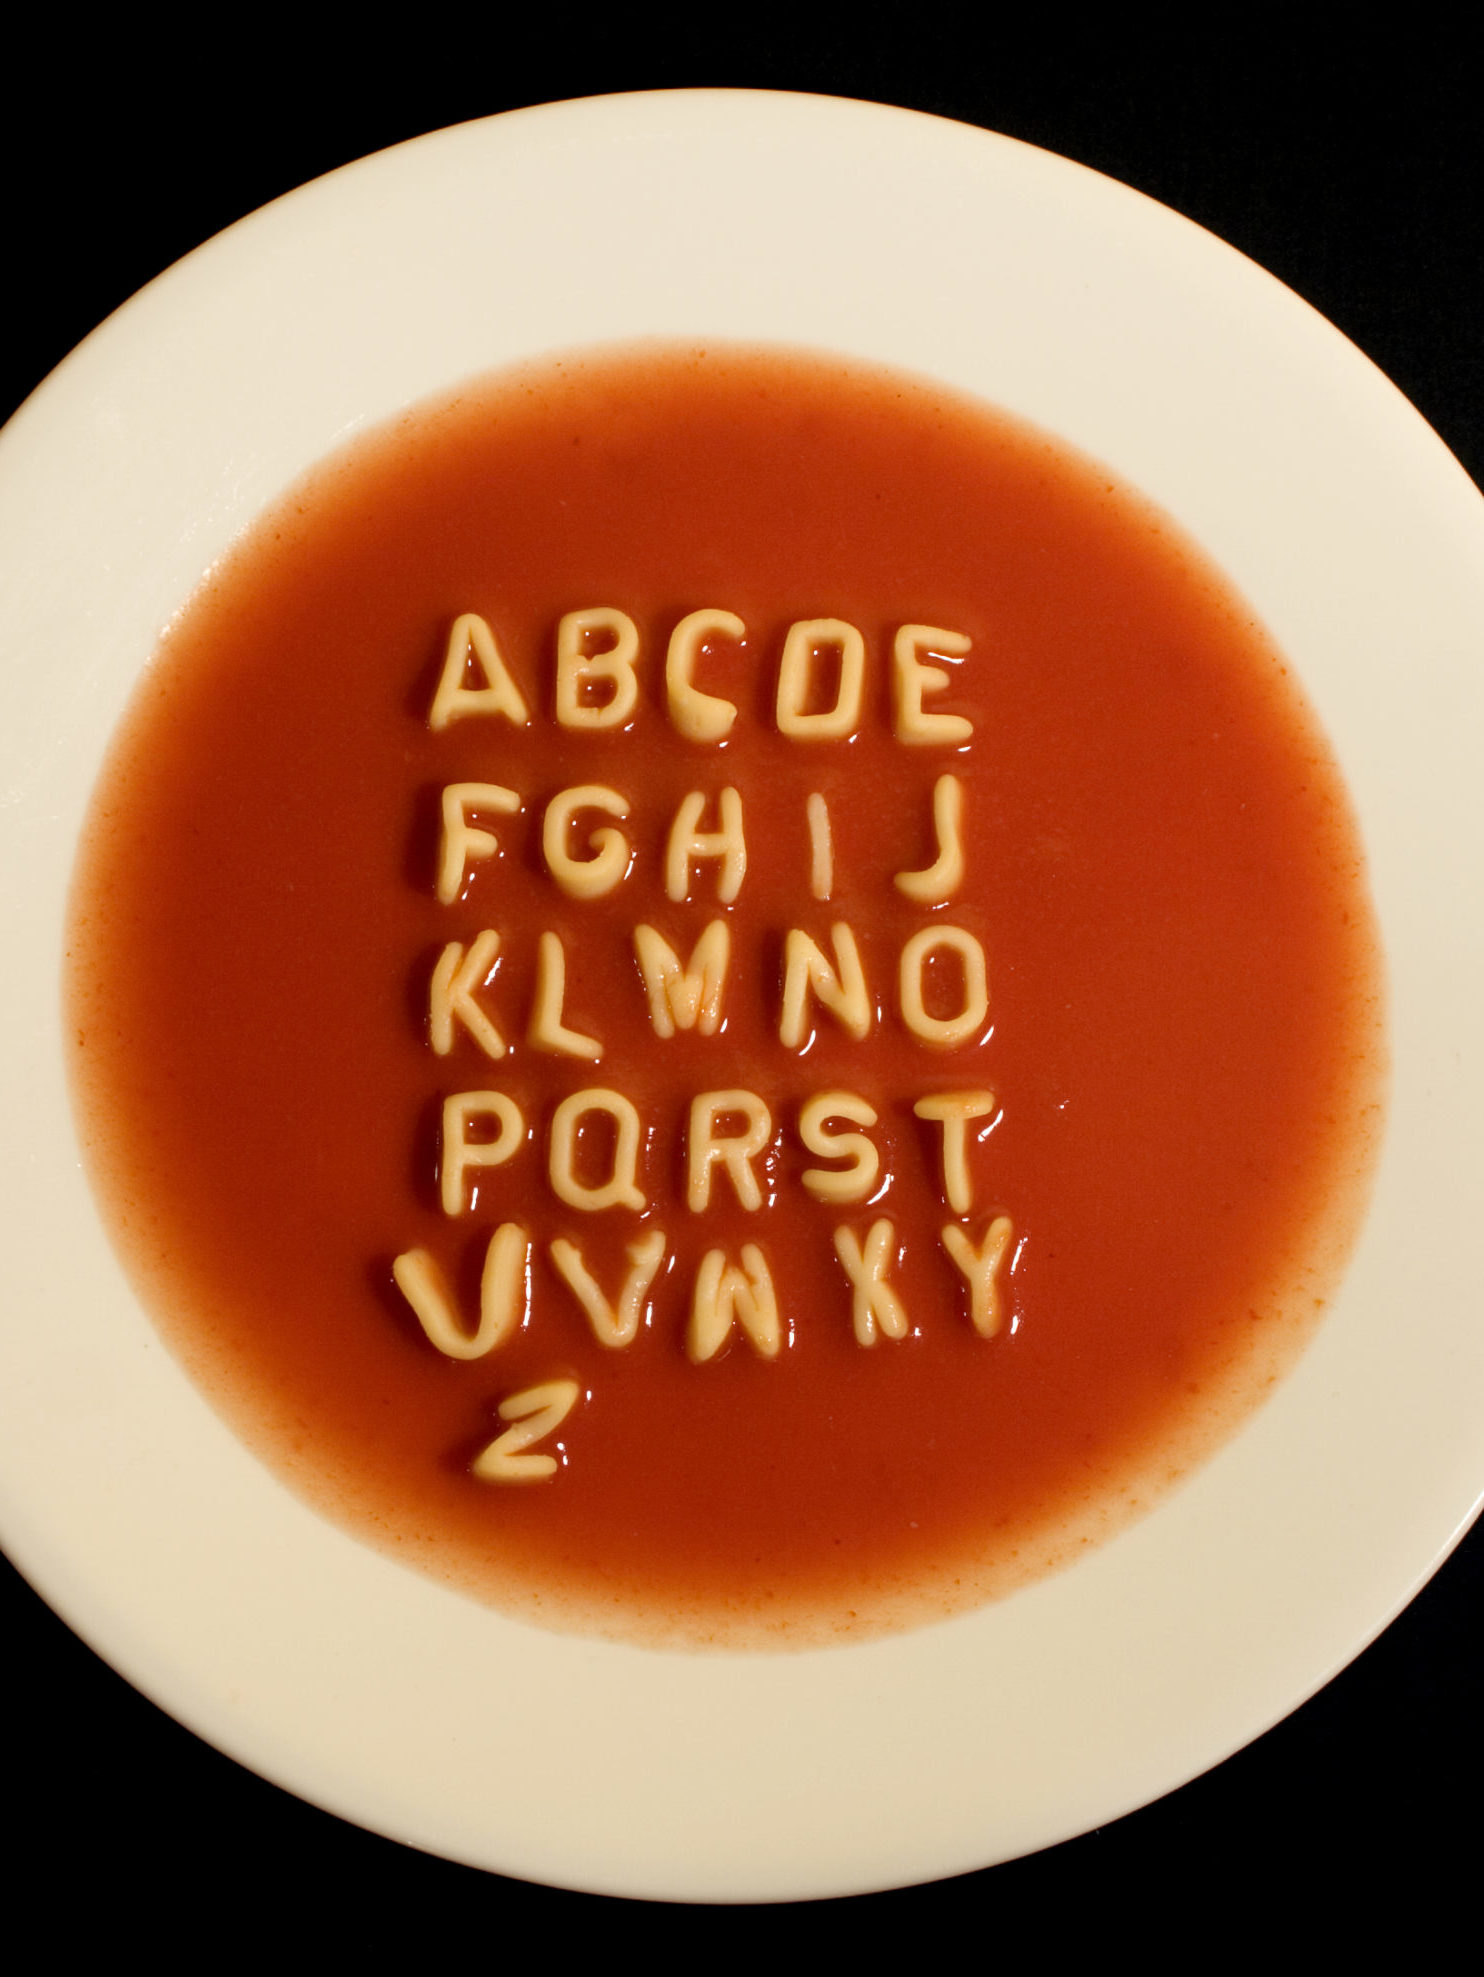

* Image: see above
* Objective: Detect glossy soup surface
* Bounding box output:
[68,346,1382,1645]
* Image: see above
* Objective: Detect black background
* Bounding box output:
[2,19,1479,1947]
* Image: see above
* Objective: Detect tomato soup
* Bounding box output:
[65,345,1383,1646]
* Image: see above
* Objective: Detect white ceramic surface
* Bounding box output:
[1,91,1481,1901]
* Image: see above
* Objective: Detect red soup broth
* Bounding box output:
[66,345,1383,1647]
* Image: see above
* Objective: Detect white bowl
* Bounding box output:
[1,89,1481,1904]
